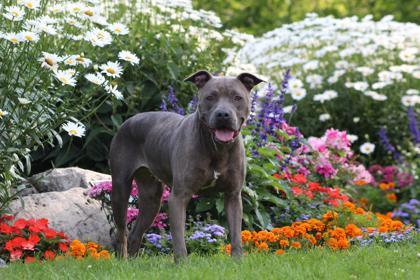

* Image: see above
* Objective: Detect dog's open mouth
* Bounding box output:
[213,128,240,143]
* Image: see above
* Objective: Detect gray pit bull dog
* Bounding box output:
[109,70,263,262]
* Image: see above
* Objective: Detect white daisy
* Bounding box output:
[107,23,129,35]
[347,134,358,143]
[353,117,360,123]
[39,52,61,70]
[401,95,420,107]
[19,0,40,10]
[100,61,123,78]
[0,109,9,119]
[19,31,39,43]
[407,89,419,95]
[287,78,303,92]
[360,142,375,155]
[319,113,331,122]
[85,72,105,85]
[105,83,124,100]
[85,28,112,47]
[61,121,86,137]
[290,87,307,101]
[75,55,92,68]
[63,55,78,66]
[3,6,25,21]
[352,81,369,92]
[399,48,417,62]
[54,70,77,87]
[118,50,140,65]
[283,105,293,114]
[4,33,22,44]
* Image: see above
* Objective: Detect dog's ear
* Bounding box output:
[184,70,213,89]
[237,73,265,91]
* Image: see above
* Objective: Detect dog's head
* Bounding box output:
[185,70,264,143]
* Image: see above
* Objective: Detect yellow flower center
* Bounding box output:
[114,28,121,33]
[26,3,34,9]
[12,11,19,17]
[45,58,54,66]
[59,76,69,84]
[0,112,4,118]
[10,37,18,43]
[24,35,33,41]
[66,59,74,65]
[84,10,94,17]
[68,129,77,135]
[106,67,116,74]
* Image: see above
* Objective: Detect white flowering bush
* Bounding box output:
[228,13,420,163]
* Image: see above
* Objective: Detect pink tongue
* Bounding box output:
[215,129,235,142]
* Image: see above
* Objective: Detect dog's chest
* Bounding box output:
[202,170,222,190]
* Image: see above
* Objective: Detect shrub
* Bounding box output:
[227,13,420,164]
[0,0,139,213]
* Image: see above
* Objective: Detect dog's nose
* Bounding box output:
[216,110,231,121]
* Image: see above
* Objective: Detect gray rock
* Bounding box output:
[7,187,112,246]
[28,167,111,193]
[0,258,6,268]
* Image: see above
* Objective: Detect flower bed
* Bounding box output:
[225,202,416,255]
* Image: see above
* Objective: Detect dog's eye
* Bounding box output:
[234,95,243,101]
[206,95,215,101]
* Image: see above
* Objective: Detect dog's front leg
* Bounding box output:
[168,189,192,263]
[224,190,243,258]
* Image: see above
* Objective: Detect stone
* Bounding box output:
[28,167,111,193]
[7,187,112,246]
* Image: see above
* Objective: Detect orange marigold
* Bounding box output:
[345,224,363,237]
[241,230,252,243]
[386,193,397,202]
[257,242,269,251]
[99,250,110,260]
[224,244,231,255]
[275,249,285,255]
[279,239,289,248]
[322,211,338,222]
[291,241,301,249]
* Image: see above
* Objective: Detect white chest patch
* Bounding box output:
[202,170,220,190]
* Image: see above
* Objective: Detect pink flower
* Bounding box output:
[126,208,139,224]
[324,129,350,151]
[350,164,373,184]
[153,213,168,230]
[130,181,138,197]
[161,186,170,202]
[308,137,327,153]
[315,157,337,178]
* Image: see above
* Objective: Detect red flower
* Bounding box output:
[28,234,41,245]
[291,186,304,196]
[44,250,55,261]
[11,237,26,248]
[58,242,68,252]
[0,223,13,234]
[13,219,28,230]
[305,190,314,199]
[21,241,35,251]
[44,229,57,239]
[5,240,14,252]
[0,214,14,222]
[291,174,307,184]
[57,231,68,240]
[273,173,281,179]
[10,250,23,261]
[29,225,41,233]
[25,256,36,264]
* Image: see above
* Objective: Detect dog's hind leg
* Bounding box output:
[111,169,133,259]
[128,168,164,256]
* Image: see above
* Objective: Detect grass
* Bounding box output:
[1,242,419,280]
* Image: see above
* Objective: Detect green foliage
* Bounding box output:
[31,2,231,174]
[194,0,420,35]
